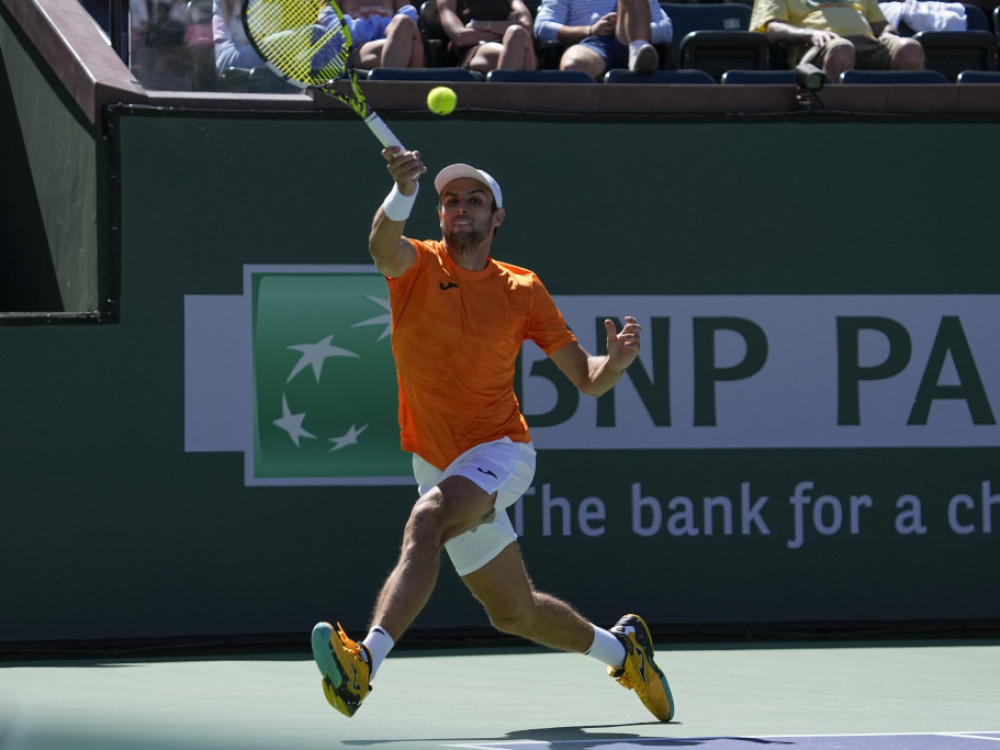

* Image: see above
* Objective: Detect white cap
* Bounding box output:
[433,163,503,208]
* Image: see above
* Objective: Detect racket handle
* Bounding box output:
[364,111,403,150]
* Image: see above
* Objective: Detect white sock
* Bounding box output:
[629,39,650,56]
[585,625,626,670]
[361,626,394,680]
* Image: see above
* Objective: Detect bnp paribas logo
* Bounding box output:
[184,265,413,486]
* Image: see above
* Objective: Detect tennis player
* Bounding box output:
[311,145,674,722]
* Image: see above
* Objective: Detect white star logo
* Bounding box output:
[286,334,359,383]
[273,395,315,447]
[329,423,368,452]
[351,295,392,341]
[270,298,395,455]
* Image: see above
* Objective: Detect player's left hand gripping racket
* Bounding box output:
[242,0,403,149]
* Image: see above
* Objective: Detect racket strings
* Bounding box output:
[245,0,352,84]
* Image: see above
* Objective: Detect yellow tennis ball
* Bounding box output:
[427,86,457,116]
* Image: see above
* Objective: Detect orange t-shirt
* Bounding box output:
[386,239,577,471]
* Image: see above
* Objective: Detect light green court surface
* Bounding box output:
[1,641,998,749]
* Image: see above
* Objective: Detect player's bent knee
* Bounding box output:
[484,603,534,636]
[405,486,491,548]
[403,495,453,549]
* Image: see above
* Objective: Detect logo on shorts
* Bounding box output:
[476,466,498,479]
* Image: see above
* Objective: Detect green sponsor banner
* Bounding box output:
[251,268,411,482]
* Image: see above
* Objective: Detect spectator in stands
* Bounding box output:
[342,0,426,69]
[146,0,189,48]
[533,0,672,77]
[130,0,150,57]
[436,0,538,73]
[750,0,925,80]
[213,0,424,76]
[213,0,263,74]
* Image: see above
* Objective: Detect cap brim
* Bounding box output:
[434,163,503,208]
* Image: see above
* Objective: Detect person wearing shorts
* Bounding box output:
[309,147,675,724]
[341,0,426,69]
[534,0,672,77]
[437,0,538,74]
[750,0,924,81]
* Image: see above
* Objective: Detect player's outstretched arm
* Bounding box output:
[550,316,641,397]
[370,146,425,278]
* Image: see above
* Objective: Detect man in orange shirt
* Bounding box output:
[311,144,674,723]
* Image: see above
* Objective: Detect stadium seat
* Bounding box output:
[237,65,298,93]
[219,66,251,90]
[486,69,595,83]
[679,31,770,79]
[893,3,997,80]
[896,2,990,33]
[603,68,715,83]
[418,1,456,67]
[838,68,949,83]
[721,68,798,84]
[660,3,754,42]
[963,3,990,31]
[659,2,766,78]
[963,3,993,31]
[956,68,1000,81]
[367,67,485,81]
[721,66,829,86]
[913,30,998,80]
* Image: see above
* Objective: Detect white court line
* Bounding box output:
[939,733,1000,743]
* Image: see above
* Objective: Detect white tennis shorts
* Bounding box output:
[412,437,536,576]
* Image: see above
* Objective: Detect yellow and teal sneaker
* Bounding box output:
[608,613,675,721]
[311,621,372,717]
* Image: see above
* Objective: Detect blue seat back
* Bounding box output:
[839,69,949,83]
[486,69,595,83]
[604,68,715,83]
[367,67,484,81]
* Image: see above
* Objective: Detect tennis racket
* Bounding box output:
[242,0,403,149]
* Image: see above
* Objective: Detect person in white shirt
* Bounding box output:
[534,0,672,76]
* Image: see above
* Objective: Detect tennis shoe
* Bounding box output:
[629,43,658,74]
[608,613,675,721]
[311,621,372,717]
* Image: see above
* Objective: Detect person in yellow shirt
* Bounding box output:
[309,145,675,724]
[750,0,924,80]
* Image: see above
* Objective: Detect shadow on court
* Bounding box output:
[350,728,795,747]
